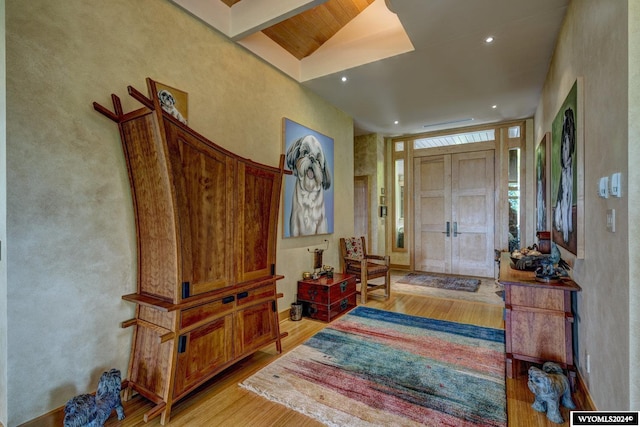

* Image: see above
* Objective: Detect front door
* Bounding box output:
[414,150,495,277]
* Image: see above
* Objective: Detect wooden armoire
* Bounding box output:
[94,79,286,424]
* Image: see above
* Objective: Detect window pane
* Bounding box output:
[508,148,520,251]
[394,159,405,249]
[413,129,495,149]
[395,141,405,152]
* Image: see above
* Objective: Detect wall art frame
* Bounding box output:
[551,77,584,258]
[282,118,334,238]
[536,132,551,233]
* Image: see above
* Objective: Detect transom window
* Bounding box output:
[413,129,495,149]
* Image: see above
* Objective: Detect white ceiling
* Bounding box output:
[171,0,569,136]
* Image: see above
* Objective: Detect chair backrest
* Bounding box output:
[342,236,365,260]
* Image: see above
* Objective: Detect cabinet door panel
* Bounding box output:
[174,315,233,395]
[164,122,235,297]
[509,309,567,363]
[234,300,277,356]
[237,162,281,282]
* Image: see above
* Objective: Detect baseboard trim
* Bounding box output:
[576,369,597,411]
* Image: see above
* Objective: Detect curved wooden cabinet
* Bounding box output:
[94,79,286,424]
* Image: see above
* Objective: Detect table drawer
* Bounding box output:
[298,276,356,305]
[301,293,356,322]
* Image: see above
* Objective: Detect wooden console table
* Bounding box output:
[297,273,357,322]
[499,252,581,385]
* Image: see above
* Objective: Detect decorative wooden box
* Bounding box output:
[297,273,356,322]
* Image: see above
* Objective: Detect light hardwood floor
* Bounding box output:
[22,291,590,427]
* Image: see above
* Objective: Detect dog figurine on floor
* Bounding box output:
[527,362,575,423]
[63,368,125,427]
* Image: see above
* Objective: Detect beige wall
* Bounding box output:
[4,0,353,424]
[628,0,640,411]
[0,0,7,425]
[354,133,386,255]
[534,0,632,410]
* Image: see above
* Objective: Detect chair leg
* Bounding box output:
[384,269,391,300]
[361,274,368,304]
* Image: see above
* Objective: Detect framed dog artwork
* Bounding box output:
[282,118,334,238]
[148,80,189,125]
[535,132,550,233]
[551,77,584,258]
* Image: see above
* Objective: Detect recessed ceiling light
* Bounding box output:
[485,36,494,43]
[394,120,399,125]
[341,76,348,82]
[492,105,497,109]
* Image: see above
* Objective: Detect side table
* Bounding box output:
[499,252,581,388]
[297,273,357,322]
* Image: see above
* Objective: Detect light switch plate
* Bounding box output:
[607,209,615,232]
[610,172,622,197]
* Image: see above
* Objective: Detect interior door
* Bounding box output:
[414,155,451,273]
[414,150,495,277]
[451,151,495,277]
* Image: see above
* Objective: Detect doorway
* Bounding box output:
[413,150,495,277]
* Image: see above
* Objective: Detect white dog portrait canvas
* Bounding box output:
[283,118,334,238]
[551,79,583,257]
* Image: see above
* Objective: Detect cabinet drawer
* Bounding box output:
[301,293,356,322]
[181,297,235,329]
[509,285,566,311]
[298,277,356,305]
[236,283,276,307]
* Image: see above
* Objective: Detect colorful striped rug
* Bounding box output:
[240,306,506,426]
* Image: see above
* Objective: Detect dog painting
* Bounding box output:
[153,81,188,125]
[283,119,334,237]
[551,80,581,255]
[536,133,549,232]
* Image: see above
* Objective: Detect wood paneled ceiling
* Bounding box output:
[220,0,374,60]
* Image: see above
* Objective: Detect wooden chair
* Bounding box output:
[339,236,390,304]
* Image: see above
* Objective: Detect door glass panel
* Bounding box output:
[394,159,405,249]
[508,148,521,251]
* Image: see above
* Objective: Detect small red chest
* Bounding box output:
[297,273,356,322]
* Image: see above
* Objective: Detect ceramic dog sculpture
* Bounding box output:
[63,368,125,427]
[528,362,575,423]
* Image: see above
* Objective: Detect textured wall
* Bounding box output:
[354,133,386,255]
[628,0,640,411]
[534,0,631,410]
[5,0,352,424]
[0,0,7,425]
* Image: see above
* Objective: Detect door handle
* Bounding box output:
[442,221,450,237]
[453,222,460,237]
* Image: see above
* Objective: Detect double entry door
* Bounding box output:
[413,150,495,277]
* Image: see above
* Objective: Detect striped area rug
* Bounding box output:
[240,306,506,426]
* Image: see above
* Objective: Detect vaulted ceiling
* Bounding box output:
[171,0,569,136]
